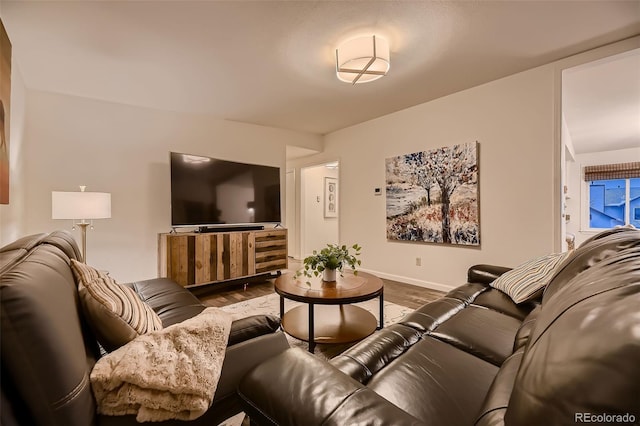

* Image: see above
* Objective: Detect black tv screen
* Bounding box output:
[170,152,281,227]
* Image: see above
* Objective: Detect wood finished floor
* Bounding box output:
[194,259,445,309]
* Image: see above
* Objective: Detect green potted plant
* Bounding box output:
[295,244,362,282]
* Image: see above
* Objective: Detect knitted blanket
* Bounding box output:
[90,307,232,422]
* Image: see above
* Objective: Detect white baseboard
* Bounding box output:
[358,267,455,293]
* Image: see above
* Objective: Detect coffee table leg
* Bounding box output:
[308,303,315,353]
[378,291,384,330]
[279,295,284,319]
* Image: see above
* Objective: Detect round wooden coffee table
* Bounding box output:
[274,270,384,353]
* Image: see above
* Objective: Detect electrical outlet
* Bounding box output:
[416,257,421,266]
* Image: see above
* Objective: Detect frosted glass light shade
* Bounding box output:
[52,191,111,220]
[336,35,390,84]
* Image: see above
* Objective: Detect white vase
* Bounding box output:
[323,268,337,282]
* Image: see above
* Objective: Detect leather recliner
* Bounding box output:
[0,230,290,426]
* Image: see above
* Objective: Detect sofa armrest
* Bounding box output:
[214,332,290,405]
[228,314,280,346]
[238,348,423,426]
[468,264,512,285]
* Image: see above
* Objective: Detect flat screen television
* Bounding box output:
[170,152,281,228]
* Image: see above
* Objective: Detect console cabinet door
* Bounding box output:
[255,230,288,274]
[163,234,195,287]
[194,232,255,284]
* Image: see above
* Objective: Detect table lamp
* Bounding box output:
[52,186,111,263]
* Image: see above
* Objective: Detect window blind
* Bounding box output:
[583,162,640,181]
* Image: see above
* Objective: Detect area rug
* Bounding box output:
[218,293,413,359]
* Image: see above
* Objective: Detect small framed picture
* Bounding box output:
[324,177,338,218]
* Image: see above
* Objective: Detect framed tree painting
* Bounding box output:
[0,19,11,204]
[385,142,479,245]
[324,177,338,218]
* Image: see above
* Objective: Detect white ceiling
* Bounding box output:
[1,0,639,140]
[563,48,640,155]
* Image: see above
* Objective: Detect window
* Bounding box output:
[588,178,640,228]
[583,162,640,230]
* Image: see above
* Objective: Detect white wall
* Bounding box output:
[560,114,574,251]
[0,60,26,244]
[301,163,339,257]
[10,34,638,290]
[21,90,321,282]
[285,37,639,292]
[301,66,559,291]
[565,146,640,246]
[285,169,297,257]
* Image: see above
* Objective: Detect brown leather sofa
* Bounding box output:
[238,227,640,425]
[0,230,290,426]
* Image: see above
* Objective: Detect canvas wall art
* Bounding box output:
[386,142,479,245]
[0,19,11,205]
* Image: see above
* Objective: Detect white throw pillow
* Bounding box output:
[490,252,572,304]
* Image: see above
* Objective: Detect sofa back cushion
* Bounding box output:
[505,233,640,424]
[543,227,639,303]
[0,231,98,426]
[578,225,635,247]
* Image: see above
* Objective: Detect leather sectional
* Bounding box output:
[238,227,640,425]
[0,230,289,425]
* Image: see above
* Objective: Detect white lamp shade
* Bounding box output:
[52,191,111,220]
[336,35,390,84]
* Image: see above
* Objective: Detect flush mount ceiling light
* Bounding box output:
[336,35,390,84]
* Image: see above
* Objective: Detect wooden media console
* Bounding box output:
[158,228,288,287]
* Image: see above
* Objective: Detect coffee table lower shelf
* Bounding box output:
[281,304,377,351]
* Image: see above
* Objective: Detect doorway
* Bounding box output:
[561,48,640,248]
[300,161,340,258]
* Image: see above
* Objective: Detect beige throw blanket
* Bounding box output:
[90,307,232,422]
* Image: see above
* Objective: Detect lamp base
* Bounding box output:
[76,222,90,263]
